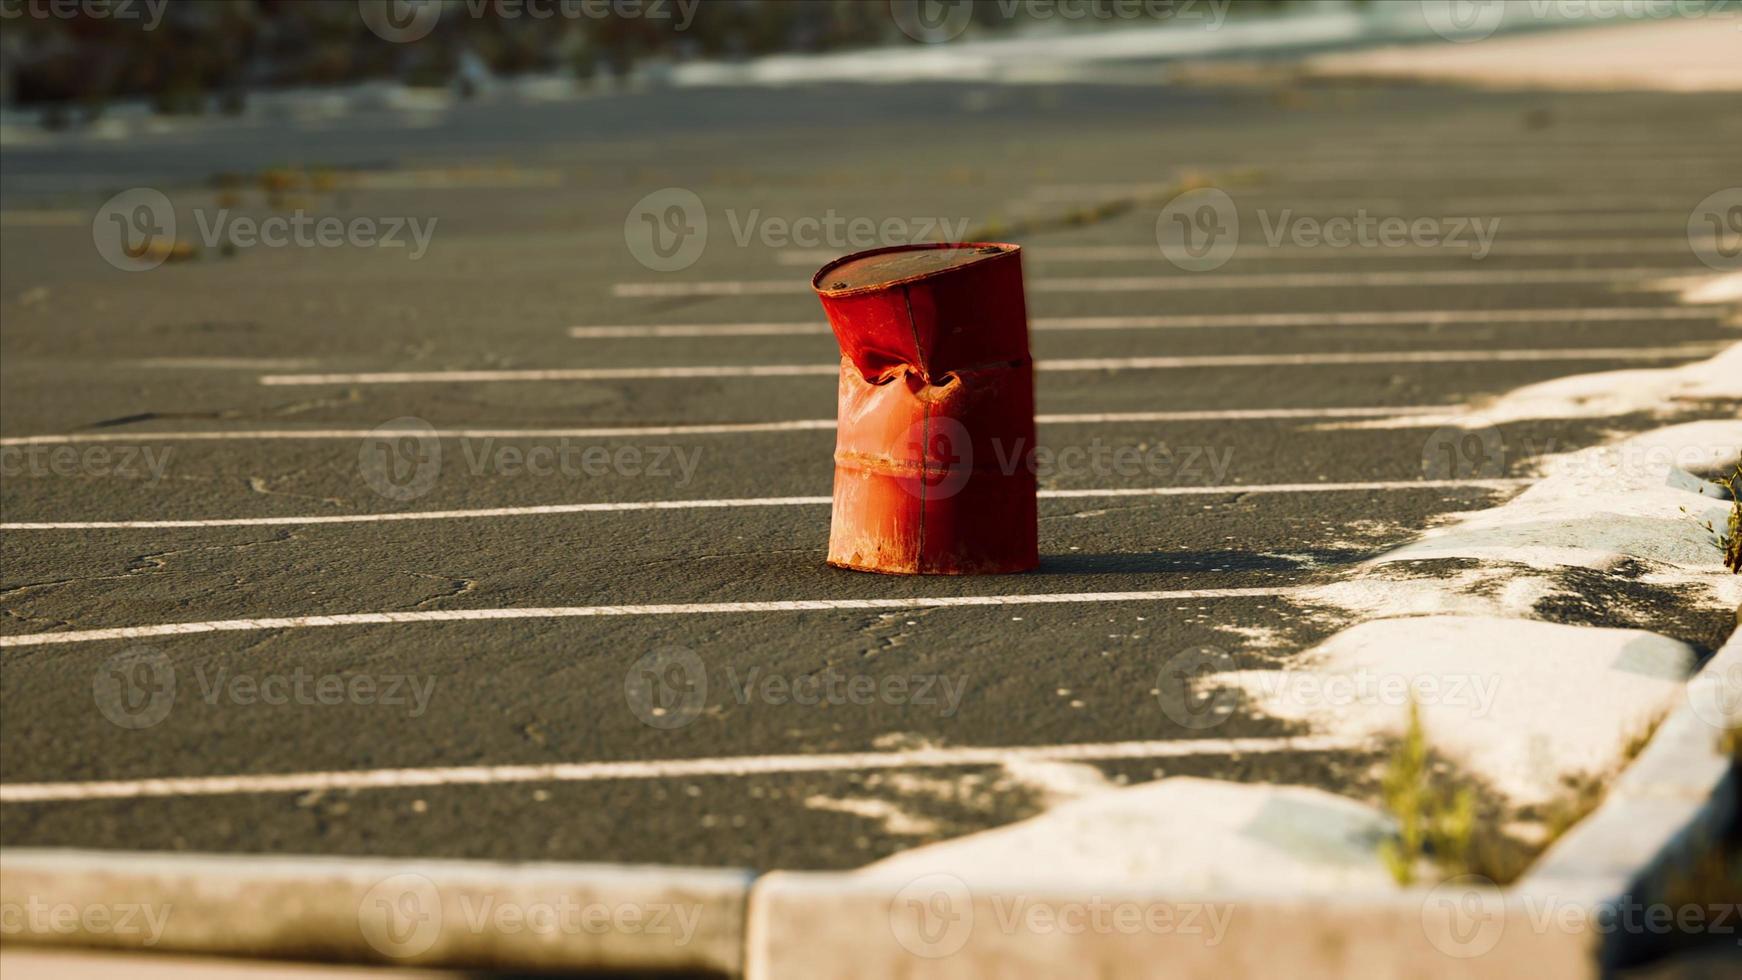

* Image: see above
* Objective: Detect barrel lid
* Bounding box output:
[813,243,1016,295]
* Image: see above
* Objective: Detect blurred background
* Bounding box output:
[4,0,1726,123]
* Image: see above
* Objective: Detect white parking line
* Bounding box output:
[774,238,1711,265]
[256,345,1726,385]
[0,479,1528,531]
[0,734,1366,803]
[1024,188,1703,212]
[612,268,1693,297]
[0,406,1458,446]
[0,588,1296,648]
[568,307,1718,339]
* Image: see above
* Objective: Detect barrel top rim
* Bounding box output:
[812,243,1019,296]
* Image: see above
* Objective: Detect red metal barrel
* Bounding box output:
[812,243,1038,575]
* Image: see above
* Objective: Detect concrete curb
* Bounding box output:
[4,623,1734,977]
[1518,612,1741,971]
[0,849,750,976]
[744,876,1587,979]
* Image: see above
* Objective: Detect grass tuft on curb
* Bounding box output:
[1379,702,1477,885]
[1687,463,1741,574]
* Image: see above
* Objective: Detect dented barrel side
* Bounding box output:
[812,244,1038,575]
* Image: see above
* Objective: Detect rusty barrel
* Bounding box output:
[812,243,1038,575]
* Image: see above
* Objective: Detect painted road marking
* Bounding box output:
[0,210,87,227]
[774,238,1714,265]
[612,268,1694,297]
[256,345,1726,386]
[568,307,1720,339]
[1024,188,1705,211]
[0,406,1459,447]
[0,480,1529,531]
[0,734,1367,803]
[0,588,1299,648]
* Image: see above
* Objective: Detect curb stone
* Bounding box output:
[0,850,750,976]
[744,874,1584,979]
[1518,612,1742,973]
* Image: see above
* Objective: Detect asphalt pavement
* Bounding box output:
[1,81,1738,870]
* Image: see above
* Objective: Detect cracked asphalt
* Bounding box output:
[1,81,1738,869]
